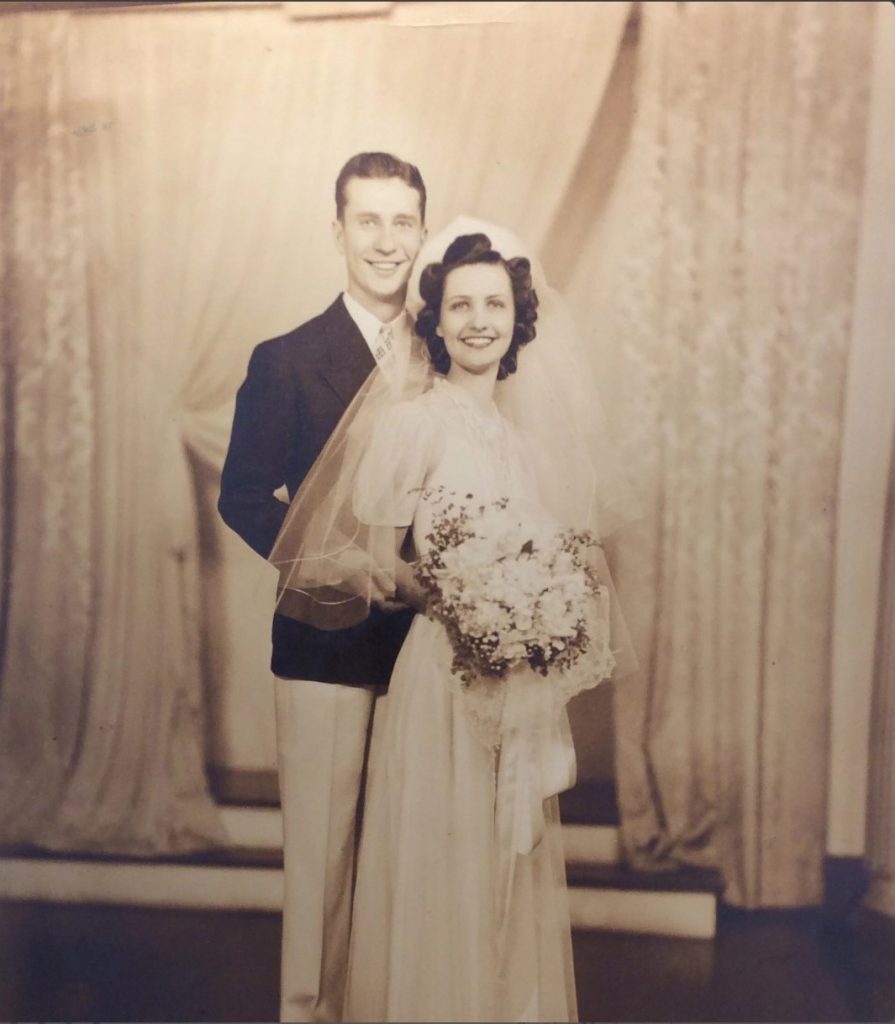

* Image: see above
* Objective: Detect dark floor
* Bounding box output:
[1,900,893,1022]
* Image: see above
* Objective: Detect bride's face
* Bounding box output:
[438,262,515,375]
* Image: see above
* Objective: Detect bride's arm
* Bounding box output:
[371,527,427,615]
[394,564,427,616]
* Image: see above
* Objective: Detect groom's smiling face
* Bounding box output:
[334,176,426,317]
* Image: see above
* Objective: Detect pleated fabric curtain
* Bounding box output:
[0,2,630,854]
[3,0,877,906]
[559,1,877,907]
[865,422,895,919]
[0,11,226,854]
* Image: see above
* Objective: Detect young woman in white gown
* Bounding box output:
[270,219,636,1023]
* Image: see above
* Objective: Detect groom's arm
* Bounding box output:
[219,341,296,559]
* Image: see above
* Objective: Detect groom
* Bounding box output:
[218,152,427,1022]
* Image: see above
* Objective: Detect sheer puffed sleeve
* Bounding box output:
[352,398,439,528]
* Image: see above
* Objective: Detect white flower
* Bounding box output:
[414,494,604,682]
[503,640,529,662]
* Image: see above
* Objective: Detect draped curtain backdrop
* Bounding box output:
[562,1,876,907]
[0,1,630,854]
[0,1,881,910]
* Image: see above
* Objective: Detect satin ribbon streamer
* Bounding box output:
[494,668,577,967]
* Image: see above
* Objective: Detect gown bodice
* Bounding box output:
[354,374,547,556]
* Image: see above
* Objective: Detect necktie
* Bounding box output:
[375,324,399,379]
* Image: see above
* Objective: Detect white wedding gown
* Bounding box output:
[343,377,578,1023]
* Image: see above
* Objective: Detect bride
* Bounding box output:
[270,219,637,1023]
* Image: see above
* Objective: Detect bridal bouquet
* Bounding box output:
[413,489,609,686]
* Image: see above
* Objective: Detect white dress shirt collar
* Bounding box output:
[341,291,409,351]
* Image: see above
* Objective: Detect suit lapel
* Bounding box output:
[319,297,376,408]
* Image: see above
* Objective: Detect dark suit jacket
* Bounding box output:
[218,296,414,686]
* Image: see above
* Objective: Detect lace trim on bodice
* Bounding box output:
[428,376,526,498]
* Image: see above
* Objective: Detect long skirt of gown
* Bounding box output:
[343,616,578,1023]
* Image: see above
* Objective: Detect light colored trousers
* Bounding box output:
[275,676,377,1023]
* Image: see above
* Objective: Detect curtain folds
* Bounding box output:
[0,2,881,906]
[565,1,876,907]
[0,12,225,854]
[864,419,895,918]
[0,2,630,854]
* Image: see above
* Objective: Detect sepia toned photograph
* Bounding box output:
[1,1,893,1021]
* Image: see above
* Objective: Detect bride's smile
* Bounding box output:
[458,333,497,349]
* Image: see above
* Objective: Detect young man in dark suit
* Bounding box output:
[219,152,427,1022]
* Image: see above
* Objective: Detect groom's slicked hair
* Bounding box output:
[335,152,427,222]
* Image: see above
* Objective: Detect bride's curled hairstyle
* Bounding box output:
[415,233,539,380]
